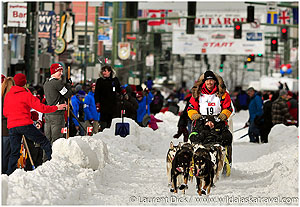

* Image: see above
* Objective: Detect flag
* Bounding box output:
[87,127,93,133]
[267,11,278,24]
[61,127,67,134]
[279,9,291,24]
[293,8,298,24]
[148,10,162,26]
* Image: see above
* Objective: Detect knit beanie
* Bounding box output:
[50,63,63,75]
[77,90,86,98]
[204,71,218,82]
[13,73,26,87]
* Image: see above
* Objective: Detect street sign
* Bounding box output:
[118,42,130,60]
[7,3,27,27]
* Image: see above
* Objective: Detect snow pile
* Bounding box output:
[2,111,298,205]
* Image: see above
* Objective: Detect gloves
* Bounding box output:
[96,103,101,112]
[244,121,250,128]
[191,113,201,121]
[66,78,72,84]
[218,113,227,121]
[35,120,43,129]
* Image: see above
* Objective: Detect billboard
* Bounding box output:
[39,11,57,53]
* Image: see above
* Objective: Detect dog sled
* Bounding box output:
[166,115,232,195]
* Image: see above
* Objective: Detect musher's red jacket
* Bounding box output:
[187,83,233,120]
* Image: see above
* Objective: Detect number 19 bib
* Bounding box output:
[199,94,221,115]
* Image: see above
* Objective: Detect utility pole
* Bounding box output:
[34,2,39,85]
[84,2,88,83]
[112,2,118,67]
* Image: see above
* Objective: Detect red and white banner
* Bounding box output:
[7,3,27,27]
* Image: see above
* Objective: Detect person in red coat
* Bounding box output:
[3,73,66,175]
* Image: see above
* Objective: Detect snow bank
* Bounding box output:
[2,111,298,205]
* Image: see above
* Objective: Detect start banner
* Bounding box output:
[173,12,265,55]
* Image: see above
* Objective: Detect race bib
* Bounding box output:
[59,87,68,95]
[198,94,221,115]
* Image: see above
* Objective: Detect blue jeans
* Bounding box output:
[248,120,260,142]
[2,136,10,174]
[7,124,52,175]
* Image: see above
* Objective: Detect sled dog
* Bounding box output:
[166,142,182,188]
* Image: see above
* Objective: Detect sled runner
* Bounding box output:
[115,110,129,138]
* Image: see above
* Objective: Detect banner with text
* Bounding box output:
[7,3,27,27]
[173,12,265,55]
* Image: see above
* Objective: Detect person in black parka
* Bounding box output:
[95,65,121,131]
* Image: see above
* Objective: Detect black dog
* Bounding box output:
[170,143,194,194]
[193,146,215,195]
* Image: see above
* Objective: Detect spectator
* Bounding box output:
[95,65,121,131]
[43,63,73,144]
[136,89,153,127]
[71,90,86,136]
[146,76,153,90]
[236,89,249,111]
[2,77,14,174]
[173,93,192,142]
[255,93,273,143]
[1,74,6,84]
[3,73,66,175]
[83,83,100,135]
[150,89,164,115]
[114,86,138,121]
[246,87,263,143]
[272,90,295,126]
[286,91,298,125]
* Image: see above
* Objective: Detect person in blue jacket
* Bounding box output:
[84,83,100,135]
[71,90,86,136]
[246,87,263,143]
[136,88,153,127]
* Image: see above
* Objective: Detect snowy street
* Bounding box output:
[2,110,298,205]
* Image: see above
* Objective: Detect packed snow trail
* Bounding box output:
[2,111,298,205]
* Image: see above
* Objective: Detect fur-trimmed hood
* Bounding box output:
[192,72,226,98]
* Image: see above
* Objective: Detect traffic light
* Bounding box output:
[247,54,255,63]
[244,61,248,69]
[126,2,138,18]
[271,37,278,51]
[186,2,196,34]
[195,54,201,61]
[139,20,147,36]
[219,55,226,72]
[250,54,255,62]
[234,22,242,39]
[219,63,224,72]
[257,53,263,57]
[154,33,161,51]
[204,55,208,65]
[280,26,288,41]
[247,6,255,22]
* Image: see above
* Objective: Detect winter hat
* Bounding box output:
[77,90,86,98]
[287,91,293,97]
[91,83,96,88]
[50,63,63,75]
[136,91,143,98]
[204,71,217,82]
[1,74,6,83]
[13,73,27,87]
[279,89,287,97]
